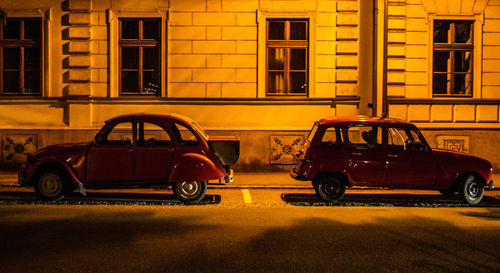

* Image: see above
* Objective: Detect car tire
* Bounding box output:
[459,175,484,205]
[34,170,66,200]
[316,176,346,202]
[173,181,207,204]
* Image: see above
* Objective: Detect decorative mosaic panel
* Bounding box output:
[3,135,38,163]
[270,135,304,165]
[436,135,469,152]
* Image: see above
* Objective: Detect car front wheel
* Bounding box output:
[34,171,65,200]
[173,181,207,204]
[316,176,346,202]
[459,175,484,205]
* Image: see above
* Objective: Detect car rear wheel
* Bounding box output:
[316,176,346,202]
[173,181,207,204]
[459,175,484,205]
[34,171,66,200]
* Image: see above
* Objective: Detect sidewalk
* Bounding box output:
[1,171,498,190]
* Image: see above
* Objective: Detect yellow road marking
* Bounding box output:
[241,189,252,203]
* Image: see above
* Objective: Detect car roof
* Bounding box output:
[317,115,414,127]
[105,113,191,124]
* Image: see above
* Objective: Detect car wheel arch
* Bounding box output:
[453,171,487,189]
[312,172,351,187]
[168,153,224,182]
[31,161,78,194]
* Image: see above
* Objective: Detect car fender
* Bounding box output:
[169,153,226,182]
[28,157,84,187]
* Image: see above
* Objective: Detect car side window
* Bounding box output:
[388,127,427,152]
[172,123,198,146]
[137,122,172,146]
[347,125,382,149]
[321,127,344,147]
[100,122,133,145]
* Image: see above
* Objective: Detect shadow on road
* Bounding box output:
[0,191,221,206]
[281,193,500,207]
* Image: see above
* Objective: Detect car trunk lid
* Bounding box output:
[208,136,240,167]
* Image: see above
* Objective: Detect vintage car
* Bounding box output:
[290,116,494,205]
[18,113,239,204]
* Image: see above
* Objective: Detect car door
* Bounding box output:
[134,121,175,182]
[385,126,437,188]
[86,121,135,184]
[347,124,386,186]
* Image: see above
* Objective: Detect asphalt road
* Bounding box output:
[1,187,500,273]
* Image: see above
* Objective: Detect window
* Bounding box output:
[388,127,427,152]
[119,18,161,96]
[347,125,382,149]
[433,20,473,96]
[321,127,344,147]
[0,18,42,95]
[266,19,308,96]
[101,122,134,146]
[172,123,198,146]
[137,122,171,146]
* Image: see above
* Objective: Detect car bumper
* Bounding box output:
[289,167,308,181]
[487,180,495,190]
[224,169,234,183]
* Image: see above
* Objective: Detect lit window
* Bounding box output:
[266,19,308,96]
[0,18,42,95]
[433,20,473,96]
[119,18,161,96]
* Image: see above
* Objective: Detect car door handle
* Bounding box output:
[128,149,133,152]
[352,152,362,156]
[387,154,398,158]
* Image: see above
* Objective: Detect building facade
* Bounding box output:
[0,0,499,171]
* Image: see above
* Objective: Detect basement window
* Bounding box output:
[0,18,42,95]
[432,20,473,96]
[119,18,161,96]
[266,19,308,96]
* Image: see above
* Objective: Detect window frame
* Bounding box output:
[265,18,309,96]
[257,9,317,98]
[0,11,48,97]
[108,9,167,98]
[427,15,483,99]
[432,20,474,97]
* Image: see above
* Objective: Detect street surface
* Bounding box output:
[1,172,500,272]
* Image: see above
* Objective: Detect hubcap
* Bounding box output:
[466,182,479,199]
[39,173,62,198]
[178,181,200,199]
[322,181,339,197]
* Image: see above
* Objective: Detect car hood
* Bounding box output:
[432,148,480,160]
[31,142,90,160]
[432,148,493,181]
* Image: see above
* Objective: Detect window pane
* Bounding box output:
[289,72,306,93]
[3,71,19,92]
[24,71,40,93]
[106,122,133,144]
[24,19,41,40]
[143,71,160,95]
[143,47,158,69]
[322,127,343,145]
[121,20,139,39]
[269,21,285,40]
[433,21,449,43]
[454,74,472,94]
[455,21,472,43]
[143,20,160,40]
[268,72,285,93]
[433,52,449,72]
[24,48,41,70]
[139,122,171,146]
[433,74,448,94]
[455,51,472,73]
[290,22,307,40]
[290,48,306,70]
[268,48,285,70]
[121,47,139,69]
[121,71,139,93]
[4,20,20,39]
[3,48,20,69]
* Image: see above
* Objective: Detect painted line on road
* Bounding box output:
[241,189,252,203]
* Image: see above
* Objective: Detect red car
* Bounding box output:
[290,116,495,205]
[18,113,239,204]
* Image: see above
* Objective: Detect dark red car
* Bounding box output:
[19,113,239,204]
[290,116,494,205]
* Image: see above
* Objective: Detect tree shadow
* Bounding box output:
[281,193,500,207]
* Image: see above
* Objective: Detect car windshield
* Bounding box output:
[307,123,319,142]
[169,113,209,141]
